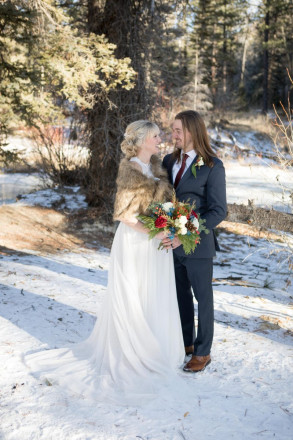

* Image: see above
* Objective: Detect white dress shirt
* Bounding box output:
[172,149,197,184]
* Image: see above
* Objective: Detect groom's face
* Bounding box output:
[172,119,192,151]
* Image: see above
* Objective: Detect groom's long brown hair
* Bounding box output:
[173,110,216,167]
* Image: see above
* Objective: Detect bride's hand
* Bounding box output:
[155,231,168,240]
[161,236,181,250]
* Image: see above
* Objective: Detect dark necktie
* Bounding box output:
[174,153,189,189]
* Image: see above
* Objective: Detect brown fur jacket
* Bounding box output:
[113,155,173,221]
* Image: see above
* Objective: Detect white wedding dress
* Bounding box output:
[25,157,185,405]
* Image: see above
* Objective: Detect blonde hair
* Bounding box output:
[121,120,159,159]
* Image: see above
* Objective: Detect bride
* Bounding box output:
[25,120,185,405]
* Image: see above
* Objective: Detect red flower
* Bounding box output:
[191,210,198,218]
[155,216,167,228]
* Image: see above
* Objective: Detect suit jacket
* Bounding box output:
[162,153,227,259]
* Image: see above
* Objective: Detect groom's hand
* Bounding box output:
[161,236,181,250]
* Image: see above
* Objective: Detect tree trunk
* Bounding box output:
[263,1,270,115]
[182,2,188,78]
[240,16,249,87]
[222,1,227,97]
[211,23,217,100]
[194,35,199,109]
[86,0,151,209]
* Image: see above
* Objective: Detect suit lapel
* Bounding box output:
[167,155,176,184]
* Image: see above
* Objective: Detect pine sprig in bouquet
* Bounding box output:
[138,191,209,255]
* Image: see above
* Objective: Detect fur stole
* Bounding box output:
[113,155,173,221]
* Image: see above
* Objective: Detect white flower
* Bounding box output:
[179,215,188,225]
[192,217,199,229]
[174,218,182,228]
[175,218,188,235]
[197,157,204,167]
[162,202,174,212]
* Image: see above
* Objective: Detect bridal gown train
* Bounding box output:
[25,159,185,405]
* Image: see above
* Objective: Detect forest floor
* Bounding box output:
[0,122,293,439]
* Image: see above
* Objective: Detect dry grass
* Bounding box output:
[214,110,278,139]
[0,205,115,255]
[218,220,287,242]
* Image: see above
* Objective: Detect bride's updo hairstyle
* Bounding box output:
[121,120,159,159]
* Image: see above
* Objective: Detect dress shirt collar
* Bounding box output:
[181,149,196,161]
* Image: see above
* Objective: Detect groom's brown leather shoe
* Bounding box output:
[185,345,194,356]
[183,355,211,373]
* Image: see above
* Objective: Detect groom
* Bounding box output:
[162,110,227,373]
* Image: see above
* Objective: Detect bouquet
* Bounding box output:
[138,192,209,255]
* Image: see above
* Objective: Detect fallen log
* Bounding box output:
[226,202,293,233]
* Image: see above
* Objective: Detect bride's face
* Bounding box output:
[141,130,161,155]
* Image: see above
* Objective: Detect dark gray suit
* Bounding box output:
[163,153,227,355]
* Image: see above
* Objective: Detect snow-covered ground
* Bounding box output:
[16,186,88,211]
[0,230,292,440]
[225,159,292,213]
[0,173,43,205]
[0,128,292,439]
[0,175,87,212]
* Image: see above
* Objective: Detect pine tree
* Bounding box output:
[190,0,249,108]
[0,0,135,162]
[252,0,293,113]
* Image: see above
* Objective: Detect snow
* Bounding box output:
[4,135,35,155]
[0,231,292,439]
[224,160,293,213]
[212,127,293,213]
[0,173,87,211]
[0,130,292,439]
[0,173,42,205]
[16,186,88,211]
[209,125,278,159]
[231,130,276,158]
[209,128,235,146]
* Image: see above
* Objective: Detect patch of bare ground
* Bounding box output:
[68,208,115,249]
[0,205,114,255]
[218,220,286,242]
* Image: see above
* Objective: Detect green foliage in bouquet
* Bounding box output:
[138,191,209,255]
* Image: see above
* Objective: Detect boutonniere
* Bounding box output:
[191,157,204,178]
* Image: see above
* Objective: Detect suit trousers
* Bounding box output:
[173,254,214,356]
